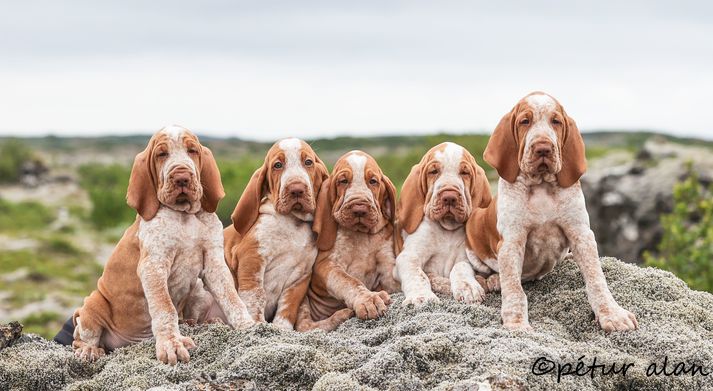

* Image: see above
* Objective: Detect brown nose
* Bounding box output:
[351,203,369,218]
[173,172,190,188]
[440,190,459,207]
[534,142,553,158]
[287,182,307,198]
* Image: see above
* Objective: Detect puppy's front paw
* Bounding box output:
[597,305,638,332]
[155,333,196,365]
[452,280,485,304]
[403,290,440,307]
[73,343,105,361]
[503,320,533,332]
[353,290,390,320]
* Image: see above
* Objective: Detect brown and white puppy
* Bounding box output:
[466,92,638,332]
[393,142,492,306]
[223,138,328,330]
[72,125,253,365]
[295,151,399,331]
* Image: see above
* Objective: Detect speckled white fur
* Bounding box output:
[395,143,484,306]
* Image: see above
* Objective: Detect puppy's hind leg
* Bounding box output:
[294,298,353,332]
[72,291,109,361]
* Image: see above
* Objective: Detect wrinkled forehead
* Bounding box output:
[429,142,464,167]
[335,151,380,177]
[520,93,560,119]
[270,138,313,159]
[153,125,198,148]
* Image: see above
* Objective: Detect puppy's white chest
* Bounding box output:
[526,187,559,223]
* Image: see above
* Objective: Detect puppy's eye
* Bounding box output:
[369,178,378,186]
[339,178,349,185]
[158,151,169,158]
[552,117,562,125]
[429,169,439,176]
[459,170,470,176]
[304,158,313,167]
[273,161,283,170]
[187,148,198,154]
[520,118,530,125]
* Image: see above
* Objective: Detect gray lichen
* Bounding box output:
[1,258,712,391]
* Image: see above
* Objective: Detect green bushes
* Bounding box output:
[77,164,135,229]
[0,139,34,183]
[644,165,713,292]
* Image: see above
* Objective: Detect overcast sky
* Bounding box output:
[1,0,712,140]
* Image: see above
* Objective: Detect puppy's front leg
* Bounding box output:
[498,230,531,331]
[203,248,255,329]
[137,257,196,365]
[564,224,638,332]
[450,261,485,304]
[315,256,390,320]
[394,250,439,306]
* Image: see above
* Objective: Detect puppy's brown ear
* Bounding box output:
[469,161,492,209]
[397,161,426,234]
[126,143,160,221]
[312,154,329,196]
[484,105,519,183]
[231,166,266,236]
[380,174,397,223]
[199,146,225,213]
[557,110,587,188]
[313,178,338,251]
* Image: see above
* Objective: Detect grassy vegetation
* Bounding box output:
[0,199,55,231]
[0,139,35,183]
[78,164,134,229]
[645,165,713,292]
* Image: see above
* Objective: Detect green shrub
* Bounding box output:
[644,164,713,292]
[216,158,263,226]
[77,164,135,229]
[0,139,34,183]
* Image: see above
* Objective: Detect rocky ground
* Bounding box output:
[2,258,712,391]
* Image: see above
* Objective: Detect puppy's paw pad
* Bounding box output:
[403,292,440,307]
[156,334,196,365]
[353,291,390,320]
[452,281,485,304]
[598,307,638,332]
[74,345,105,361]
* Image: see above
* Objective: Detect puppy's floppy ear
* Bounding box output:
[397,160,427,234]
[380,174,397,223]
[312,154,329,196]
[313,178,338,251]
[127,142,160,221]
[557,109,587,188]
[199,145,225,213]
[468,158,492,209]
[484,105,520,183]
[231,166,266,236]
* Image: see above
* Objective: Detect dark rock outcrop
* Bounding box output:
[582,139,713,262]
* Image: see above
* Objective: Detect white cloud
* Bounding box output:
[1,0,711,140]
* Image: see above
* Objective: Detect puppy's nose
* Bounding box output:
[351,204,369,218]
[440,190,459,207]
[173,172,190,188]
[534,142,553,157]
[287,183,306,198]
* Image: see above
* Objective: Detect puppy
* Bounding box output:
[394,142,492,305]
[71,126,253,364]
[466,92,638,332]
[223,138,329,330]
[296,151,399,331]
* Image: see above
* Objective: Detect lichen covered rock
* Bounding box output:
[1,258,713,390]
